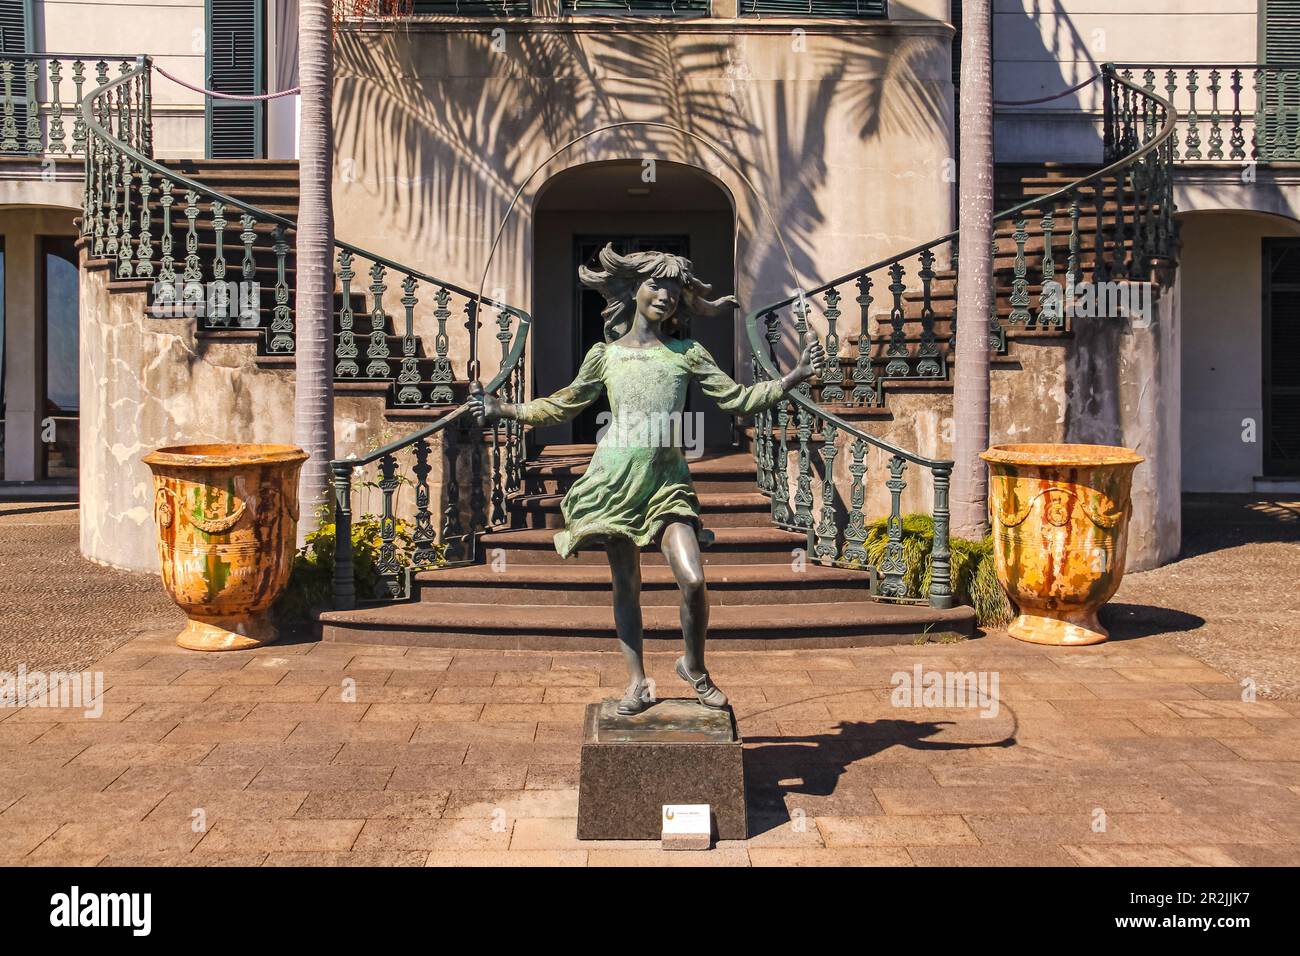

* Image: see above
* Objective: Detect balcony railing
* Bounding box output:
[1112,63,1300,164]
[0,53,141,158]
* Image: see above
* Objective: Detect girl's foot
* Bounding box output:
[675,656,727,709]
[617,677,655,716]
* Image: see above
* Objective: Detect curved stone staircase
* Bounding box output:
[83,61,1177,650]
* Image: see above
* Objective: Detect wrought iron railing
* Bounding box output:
[1111,64,1300,164]
[80,56,534,608]
[0,52,129,157]
[744,65,1178,609]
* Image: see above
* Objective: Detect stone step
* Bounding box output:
[478,524,807,565]
[412,561,872,606]
[510,490,772,529]
[318,598,976,650]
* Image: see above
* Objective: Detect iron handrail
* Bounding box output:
[756,66,1177,312]
[80,59,527,319]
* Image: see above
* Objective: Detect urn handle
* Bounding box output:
[190,500,247,535]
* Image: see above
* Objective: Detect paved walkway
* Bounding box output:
[2,628,1298,866]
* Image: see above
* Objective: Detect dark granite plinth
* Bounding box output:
[576,698,747,841]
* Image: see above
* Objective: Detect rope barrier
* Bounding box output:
[153,64,300,100]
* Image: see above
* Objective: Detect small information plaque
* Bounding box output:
[661,804,712,851]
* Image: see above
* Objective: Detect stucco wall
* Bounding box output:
[78,255,445,572]
[993,0,1259,164]
[331,18,957,379]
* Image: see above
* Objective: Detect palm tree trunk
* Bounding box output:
[951,0,993,539]
[294,0,335,544]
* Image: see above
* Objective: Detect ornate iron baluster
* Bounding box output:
[182,190,203,313]
[269,225,294,351]
[1066,196,1081,300]
[820,289,844,401]
[238,214,257,327]
[331,462,356,611]
[411,438,438,566]
[1093,180,1108,284]
[884,261,910,377]
[753,355,771,494]
[22,59,38,153]
[988,237,1006,352]
[813,422,839,564]
[208,201,227,323]
[335,249,359,376]
[1207,69,1224,160]
[878,455,909,598]
[1229,68,1246,161]
[1185,68,1202,160]
[791,299,815,531]
[851,274,880,404]
[375,454,401,599]
[442,423,464,560]
[771,397,791,526]
[48,59,66,154]
[916,249,941,375]
[1165,69,1179,161]
[366,262,392,378]
[1008,218,1031,325]
[839,437,868,567]
[135,169,153,277]
[71,60,86,155]
[397,274,422,404]
[1,60,16,151]
[116,156,135,277]
[928,465,953,609]
[156,179,175,306]
[104,137,120,256]
[430,287,453,403]
[1038,211,1061,327]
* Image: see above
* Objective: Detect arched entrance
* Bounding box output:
[531,160,736,449]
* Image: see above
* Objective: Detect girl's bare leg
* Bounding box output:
[660,521,709,673]
[605,536,646,690]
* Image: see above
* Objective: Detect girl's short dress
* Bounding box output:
[514,338,786,558]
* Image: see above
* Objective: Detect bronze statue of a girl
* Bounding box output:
[472,245,822,715]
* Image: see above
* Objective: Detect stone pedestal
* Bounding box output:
[576,698,747,841]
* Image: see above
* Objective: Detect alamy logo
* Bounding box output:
[0,665,103,718]
[49,886,151,936]
[149,279,261,325]
[889,664,1000,718]
[595,410,705,459]
[1043,278,1153,328]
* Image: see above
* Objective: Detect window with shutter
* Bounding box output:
[410,1,531,13]
[739,0,886,17]
[206,0,264,158]
[560,0,708,15]
[1261,0,1300,160]
[0,0,32,153]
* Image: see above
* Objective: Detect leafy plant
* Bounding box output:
[274,499,445,623]
[863,513,1015,628]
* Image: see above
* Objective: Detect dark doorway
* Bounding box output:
[1262,238,1300,475]
[572,234,689,444]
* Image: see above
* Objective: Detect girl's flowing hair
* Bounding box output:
[578,243,717,342]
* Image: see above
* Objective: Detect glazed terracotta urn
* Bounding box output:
[143,443,308,651]
[981,443,1144,646]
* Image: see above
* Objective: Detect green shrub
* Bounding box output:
[274,501,444,622]
[863,513,1015,628]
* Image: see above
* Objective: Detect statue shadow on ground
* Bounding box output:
[742,719,1015,838]
[1098,603,1205,641]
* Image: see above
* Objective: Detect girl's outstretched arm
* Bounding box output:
[688,340,824,415]
[471,342,607,425]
